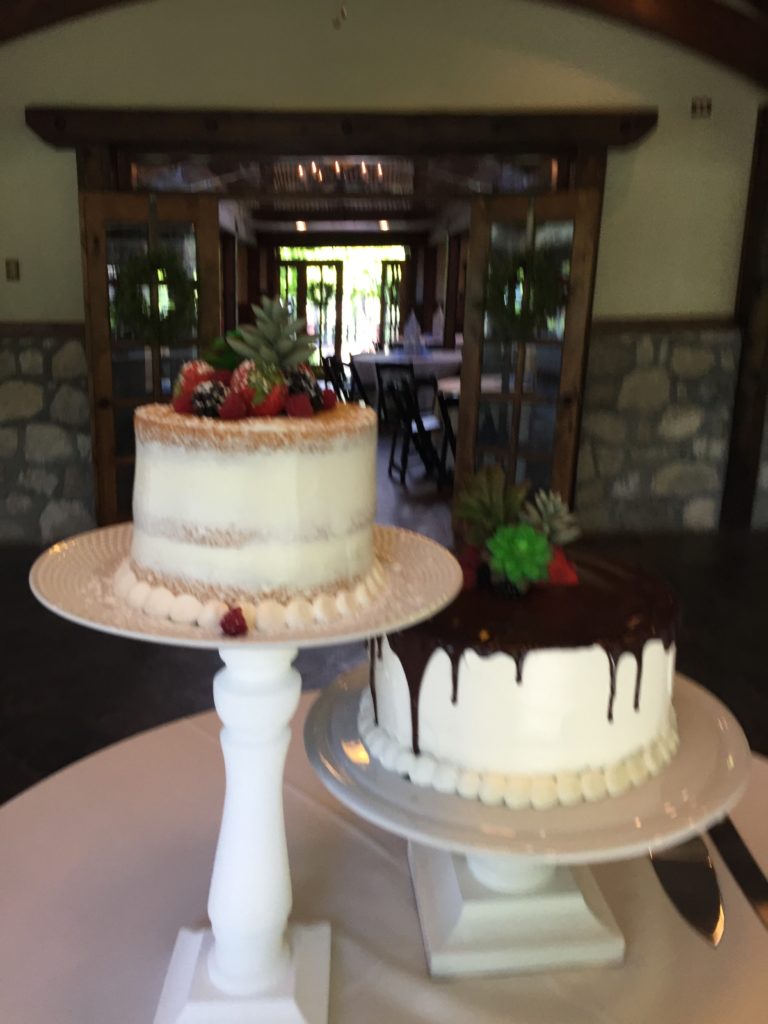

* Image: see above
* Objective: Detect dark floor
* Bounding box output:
[1,441,766,804]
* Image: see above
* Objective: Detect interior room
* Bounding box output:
[0,1,767,1021]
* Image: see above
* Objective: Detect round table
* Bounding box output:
[1,692,766,1024]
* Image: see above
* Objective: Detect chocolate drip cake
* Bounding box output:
[359,554,679,809]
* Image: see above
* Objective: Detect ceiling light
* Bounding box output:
[379,219,389,231]
[317,169,324,182]
[298,165,305,179]
[311,160,317,175]
[296,220,308,232]
[377,162,383,178]
[334,160,341,175]
[361,161,368,177]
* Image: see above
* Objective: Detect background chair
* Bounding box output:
[387,378,450,486]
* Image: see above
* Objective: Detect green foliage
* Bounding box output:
[203,334,242,371]
[484,247,566,342]
[112,247,196,346]
[455,466,529,547]
[521,490,581,546]
[226,296,315,370]
[487,524,552,591]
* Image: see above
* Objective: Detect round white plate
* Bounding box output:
[304,669,751,863]
[29,523,462,650]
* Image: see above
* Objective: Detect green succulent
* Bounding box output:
[521,490,581,546]
[487,524,552,591]
[455,467,529,547]
[225,296,315,371]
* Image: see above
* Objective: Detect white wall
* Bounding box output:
[0,0,764,322]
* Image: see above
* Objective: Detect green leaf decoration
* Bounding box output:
[455,467,529,546]
[225,296,315,371]
[520,490,581,546]
[487,524,552,591]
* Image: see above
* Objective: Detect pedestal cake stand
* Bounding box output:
[29,523,462,1024]
[305,668,751,977]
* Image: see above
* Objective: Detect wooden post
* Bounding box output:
[443,235,461,350]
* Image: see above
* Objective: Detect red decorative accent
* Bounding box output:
[230,360,255,394]
[458,544,482,590]
[547,547,580,585]
[250,383,287,417]
[321,389,338,411]
[220,607,248,636]
[171,390,195,414]
[285,392,314,418]
[173,359,214,398]
[218,391,249,420]
[211,368,233,386]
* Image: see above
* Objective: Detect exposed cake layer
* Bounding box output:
[131,403,377,600]
[364,555,678,805]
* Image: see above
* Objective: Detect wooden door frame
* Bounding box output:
[80,191,220,523]
[455,188,603,503]
[276,258,344,358]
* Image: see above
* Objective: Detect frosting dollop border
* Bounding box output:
[357,690,679,809]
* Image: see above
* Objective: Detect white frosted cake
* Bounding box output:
[360,555,679,809]
[131,402,376,602]
[114,401,379,633]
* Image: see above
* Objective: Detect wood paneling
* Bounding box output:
[26,108,658,154]
[0,321,84,336]
[721,107,768,529]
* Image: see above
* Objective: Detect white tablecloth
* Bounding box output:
[0,692,766,1023]
[352,351,462,389]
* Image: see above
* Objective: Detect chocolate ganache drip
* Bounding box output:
[367,636,383,723]
[386,553,677,754]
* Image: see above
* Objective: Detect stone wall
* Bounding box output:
[0,332,95,543]
[575,325,741,531]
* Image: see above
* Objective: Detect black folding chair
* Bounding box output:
[387,379,447,486]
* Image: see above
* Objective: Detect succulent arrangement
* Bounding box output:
[456,467,580,593]
[170,296,336,420]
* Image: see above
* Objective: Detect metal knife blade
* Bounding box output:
[709,817,768,930]
[650,835,725,946]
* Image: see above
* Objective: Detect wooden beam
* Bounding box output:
[0,1,145,44]
[555,0,768,88]
[720,108,768,529]
[26,107,658,154]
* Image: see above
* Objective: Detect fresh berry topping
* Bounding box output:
[173,359,215,397]
[171,390,196,414]
[458,544,482,591]
[191,379,228,417]
[218,390,250,420]
[250,382,287,417]
[211,369,233,386]
[220,606,248,636]
[287,367,323,412]
[230,360,256,394]
[321,388,338,411]
[546,547,580,586]
[285,392,314,418]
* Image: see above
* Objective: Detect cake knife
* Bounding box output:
[649,835,725,946]
[709,817,768,930]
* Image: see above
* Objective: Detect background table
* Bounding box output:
[352,351,462,390]
[1,692,766,1023]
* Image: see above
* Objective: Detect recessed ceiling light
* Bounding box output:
[379,219,389,231]
[296,220,308,232]
[298,165,305,179]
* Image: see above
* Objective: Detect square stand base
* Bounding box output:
[153,923,331,1024]
[408,842,625,977]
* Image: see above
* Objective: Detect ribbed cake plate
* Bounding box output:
[304,668,750,977]
[29,524,462,1024]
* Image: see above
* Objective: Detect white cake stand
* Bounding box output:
[29,523,462,1024]
[304,668,751,977]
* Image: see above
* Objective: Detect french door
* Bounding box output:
[80,193,220,523]
[379,260,405,348]
[455,190,602,504]
[277,259,343,359]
